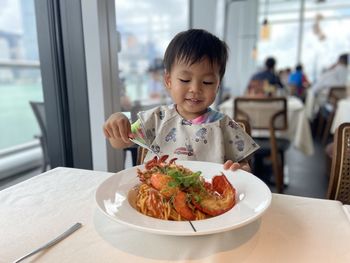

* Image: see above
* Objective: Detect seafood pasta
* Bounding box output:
[135,155,236,221]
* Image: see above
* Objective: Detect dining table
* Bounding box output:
[304,88,324,120]
[1,167,350,263]
[218,96,314,156]
[331,97,350,133]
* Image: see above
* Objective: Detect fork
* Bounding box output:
[129,138,160,158]
[13,222,82,263]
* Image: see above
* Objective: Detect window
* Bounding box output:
[0,0,42,150]
[257,0,350,82]
[257,22,299,69]
[115,0,188,103]
[302,18,350,82]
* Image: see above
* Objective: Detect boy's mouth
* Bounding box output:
[185,98,203,103]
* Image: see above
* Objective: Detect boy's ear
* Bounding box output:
[164,71,171,90]
[216,82,221,93]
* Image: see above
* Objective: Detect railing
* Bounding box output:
[0,140,42,180]
[0,60,40,69]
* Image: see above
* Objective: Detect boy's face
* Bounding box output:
[164,57,220,120]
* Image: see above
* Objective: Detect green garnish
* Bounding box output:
[165,168,202,189]
[193,194,202,203]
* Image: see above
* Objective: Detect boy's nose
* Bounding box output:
[189,81,202,93]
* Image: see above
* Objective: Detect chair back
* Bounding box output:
[137,146,148,165]
[29,101,47,138]
[328,86,346,106]
[234,97,288,193]
[234,97,288,131]
[30,101,50,171]
[318,86,347,144]
[327,122,350,204]
[236,119,251,136]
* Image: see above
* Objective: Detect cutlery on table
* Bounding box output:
[13,222,82,263]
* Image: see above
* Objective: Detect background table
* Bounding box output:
[1,167,349,262]
[218,96,314,155]
[343,205,350,222]
[331,98,350,133]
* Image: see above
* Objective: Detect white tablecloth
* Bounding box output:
[1,167,350,262]
[218,96,314,155]
[343,205,350,222]
[305,89,323,120]
[331,98,350,133]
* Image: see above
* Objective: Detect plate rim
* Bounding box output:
[95,160,272,236]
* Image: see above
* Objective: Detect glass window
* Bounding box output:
[0,0,43,150]
[257,22,299,69]
[115,0,188,106]
[302,18,350,82]
[257,0,350,83]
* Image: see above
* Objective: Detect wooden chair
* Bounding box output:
[234,97,289,193]
[136,146,148,165]
[236,119,251,136]
[316,86,346,144]
[136,120,251,165]
[29,101,50,172]
[327,122,350,204]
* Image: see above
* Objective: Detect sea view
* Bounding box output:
[0,82,43,150]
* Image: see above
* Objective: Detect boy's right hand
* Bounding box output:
[103,112,132,144]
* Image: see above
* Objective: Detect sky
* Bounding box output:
[0,0,22,33]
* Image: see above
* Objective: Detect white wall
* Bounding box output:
[192,0,218,33]
[81,0,124,172]
[225,0,259,95]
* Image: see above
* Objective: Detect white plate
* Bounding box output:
[95,160,271,236]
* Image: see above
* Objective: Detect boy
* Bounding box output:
[103,29,259,171]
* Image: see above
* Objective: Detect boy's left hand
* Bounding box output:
[224,160,251,173]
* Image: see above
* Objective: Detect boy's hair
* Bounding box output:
[163,29,228,80]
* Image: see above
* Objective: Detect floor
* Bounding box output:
[269,139,329,198]
[0,139,330,199]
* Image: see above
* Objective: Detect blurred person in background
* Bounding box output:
[147,58,168,100]
[279,67,291,87]
[307,53,348,118]
[288,64,310,102]
[311,53,348,96]
[119,76,132,111]
[246,57,284,97]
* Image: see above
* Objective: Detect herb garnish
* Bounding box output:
[165,167,202,188]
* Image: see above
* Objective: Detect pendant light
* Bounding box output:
[260,0,270,40]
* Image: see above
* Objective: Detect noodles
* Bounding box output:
[136,184,172,220]
[135,182,209,221]
[134,157,236,221]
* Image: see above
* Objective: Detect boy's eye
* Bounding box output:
[179,79,190,83]
[203,81,214,85]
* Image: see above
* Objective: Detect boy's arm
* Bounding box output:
[103,112,134,149]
